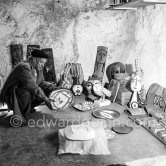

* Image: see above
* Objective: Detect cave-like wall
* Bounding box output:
[132,7,166,90]
[0,0,166,91]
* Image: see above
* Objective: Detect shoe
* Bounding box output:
[0,111,8,119]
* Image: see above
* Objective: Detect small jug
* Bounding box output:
[72,75,83,96]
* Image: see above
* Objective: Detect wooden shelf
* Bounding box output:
[108,0,166,10]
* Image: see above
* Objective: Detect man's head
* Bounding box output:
[30,49,49,70]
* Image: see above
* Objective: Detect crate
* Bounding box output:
[116,87,132,105]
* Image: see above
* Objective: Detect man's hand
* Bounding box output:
[45,98,53,110]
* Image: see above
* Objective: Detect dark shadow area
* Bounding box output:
[45,131,59,147]
[44,131,59,155]
[0,115,14,128]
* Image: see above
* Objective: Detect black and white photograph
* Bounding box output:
[0,0,166,166]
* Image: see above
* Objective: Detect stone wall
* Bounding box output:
[0,0,166,91]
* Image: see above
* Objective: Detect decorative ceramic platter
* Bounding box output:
[49,89,74,110]
[112,124,133,134]
[92,109,120,119]
[73,102,95,112]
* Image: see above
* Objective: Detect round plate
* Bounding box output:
[112,124,133,134]
[105,129,116,140]
[49,89,74,110]
[92,109,120,119]
[73,102,95,112]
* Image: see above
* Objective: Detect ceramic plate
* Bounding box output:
[112,124,133,134]
[104,129,116,140]
[49,89,74,110]
[92,109,120,119]
[73,102,95,112]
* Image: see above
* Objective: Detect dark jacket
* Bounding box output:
[0,61,48,104]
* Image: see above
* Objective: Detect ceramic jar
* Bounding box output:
[72,75,83,96]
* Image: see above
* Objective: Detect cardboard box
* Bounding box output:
[116,87,132,105]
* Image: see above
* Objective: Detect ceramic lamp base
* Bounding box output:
[94,99,111,107]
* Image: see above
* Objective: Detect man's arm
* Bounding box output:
[18,64,48,101]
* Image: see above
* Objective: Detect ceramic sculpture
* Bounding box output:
[71,63,83,95]
[93,80,112,107]
[42,48,57,83]
[10,44,23,68]
[58,63,72,89]
[129,73,142,109]
[106,62,126,82]
[93,46,108,83]
[72,75,83,96]
[107,79,120,103]
[58,63,84,91]
[135,59,146,107]
[84,76,101,101]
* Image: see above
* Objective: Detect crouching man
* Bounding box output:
[0,49,55,125]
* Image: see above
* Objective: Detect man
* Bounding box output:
[0,49,55,124]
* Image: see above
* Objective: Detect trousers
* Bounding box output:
[6,87,43,121]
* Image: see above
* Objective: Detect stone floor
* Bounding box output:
[0,107,113,166]
[0,96,166,166]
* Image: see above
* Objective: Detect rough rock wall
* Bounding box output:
[133,6,166,90]
[0,0,166,91]
[76,10,137,83]
[0,0,109,80]
[76,6,166,90]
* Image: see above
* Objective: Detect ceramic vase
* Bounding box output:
[72,75,83,96]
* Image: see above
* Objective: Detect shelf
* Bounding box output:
[108,0,166,10]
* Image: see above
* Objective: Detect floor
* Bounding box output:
[0,95,166,166]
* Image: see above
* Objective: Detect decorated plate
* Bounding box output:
[112,124,133,134]
[92,109,120,119]
[73,102,95,111]
[49,89,74,110]
[104,129,116,140]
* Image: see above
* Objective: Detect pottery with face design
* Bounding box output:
[72,75,83,96]
[129,74,142,109]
